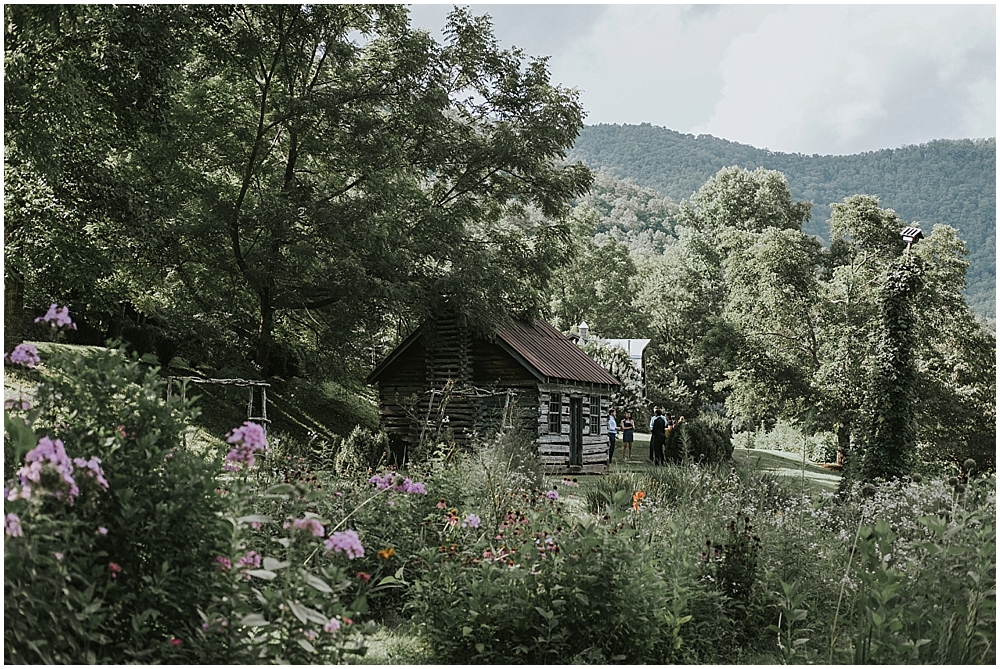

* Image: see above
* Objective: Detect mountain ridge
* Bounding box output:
[568,123,996,317]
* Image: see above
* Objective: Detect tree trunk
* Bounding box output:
[836,422,850,466]
[255,289,274,377]
[4,269,25,353]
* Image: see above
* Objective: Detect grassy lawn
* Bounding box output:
[545,432,841,497]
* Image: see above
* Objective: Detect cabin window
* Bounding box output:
[548,393,562,433]
[590,395,601,435]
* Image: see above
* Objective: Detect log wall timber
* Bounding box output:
[372,316,617,473]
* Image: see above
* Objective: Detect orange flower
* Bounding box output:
[377,547,395,560]
[631,491,646,511]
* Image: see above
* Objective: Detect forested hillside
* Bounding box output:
[569,124,996,316]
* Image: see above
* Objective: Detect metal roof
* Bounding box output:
[494,319,620,387]
[368,318,620,388]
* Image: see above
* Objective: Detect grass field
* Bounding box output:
[544,432,841,497]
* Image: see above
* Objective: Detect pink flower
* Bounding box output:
[291,517,325,537]
[545,489,559,500]
[223,421,268,470]
[73,456,109,489]
[97,526,108,535]
[5,343,41,368]
[109,562,122,578]
[250,521,261,530]
[356,571,371,582]
[34,303,77,329]
[324,618,341,633]
[54,552,63,560]
[303,629,318,640]
[169,638,183,646]
[462,514,481,529]
[5,513,23,537]
[20,437,79,499]
[323,529,365,559]
[237,550,261,568]
[215,556,232,570]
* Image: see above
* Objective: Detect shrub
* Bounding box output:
[5,344,230,663]
[406,488,692,663]
[334,427,389,477]
[664,415,733,464]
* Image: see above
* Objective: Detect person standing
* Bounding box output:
[607,409,618,463]
[649,407,666,466]
[621,412,635,460]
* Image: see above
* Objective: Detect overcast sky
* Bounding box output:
[406,2,996,156]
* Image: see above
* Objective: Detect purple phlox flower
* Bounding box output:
[324,618,341,633]
[35,303,77,329]
[237,550,261,568]
[369,471,427,495]
[5,513,23,537]
[73,456,109,490]
[5,343,41,368]
[223,421,268,470]
[250,521,261,530]
[368,473,393,490]
[462,513,481,529]
[98,526,108,536]
[215,555,232,570]
[292,517,325,537]
[20,437,79,499]
[323,529,365,559]
[545,489,559,500]
[303,629,318,641]
[4,397,32,411]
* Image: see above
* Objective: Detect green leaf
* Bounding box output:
[240,613,269,627]
[462,626,473,637]
[237,514,272,524]
[287,600,309,624]
[475,643,485,653]
[4,413,36,459]
[263,557,290,571]
[296,639,316,654]
[245,569,277,580]
[303,571,333,593]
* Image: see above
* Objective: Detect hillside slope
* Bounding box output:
[569,124,996,317]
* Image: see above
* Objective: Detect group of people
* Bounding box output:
[606,407,679,465]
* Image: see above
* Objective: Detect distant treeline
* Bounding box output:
[569,124,996,317]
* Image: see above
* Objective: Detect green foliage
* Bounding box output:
[196,482,376,664]
[664,416,734,464]
[334,427,390,478]
[406,487,691,663]
[581,340,643,417]
[733,419,839,462]
[569,124,995,317]
[853,254,924,482]
[4,345,230,663]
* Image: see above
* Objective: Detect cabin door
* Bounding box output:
[569,397,583,467]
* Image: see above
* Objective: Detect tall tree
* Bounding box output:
[108,5,591,376]
[4,5,193,348]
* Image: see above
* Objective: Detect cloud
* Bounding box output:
[405,3,995,155]
[693,5,996,154]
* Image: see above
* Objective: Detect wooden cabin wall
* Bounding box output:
[472,339,539,438]
[537,384,611,472]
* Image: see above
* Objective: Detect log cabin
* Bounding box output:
[366,314,620,473]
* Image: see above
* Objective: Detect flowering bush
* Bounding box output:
[407,487,691,663]
[194,482,376,664]
[4,321,231,663]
